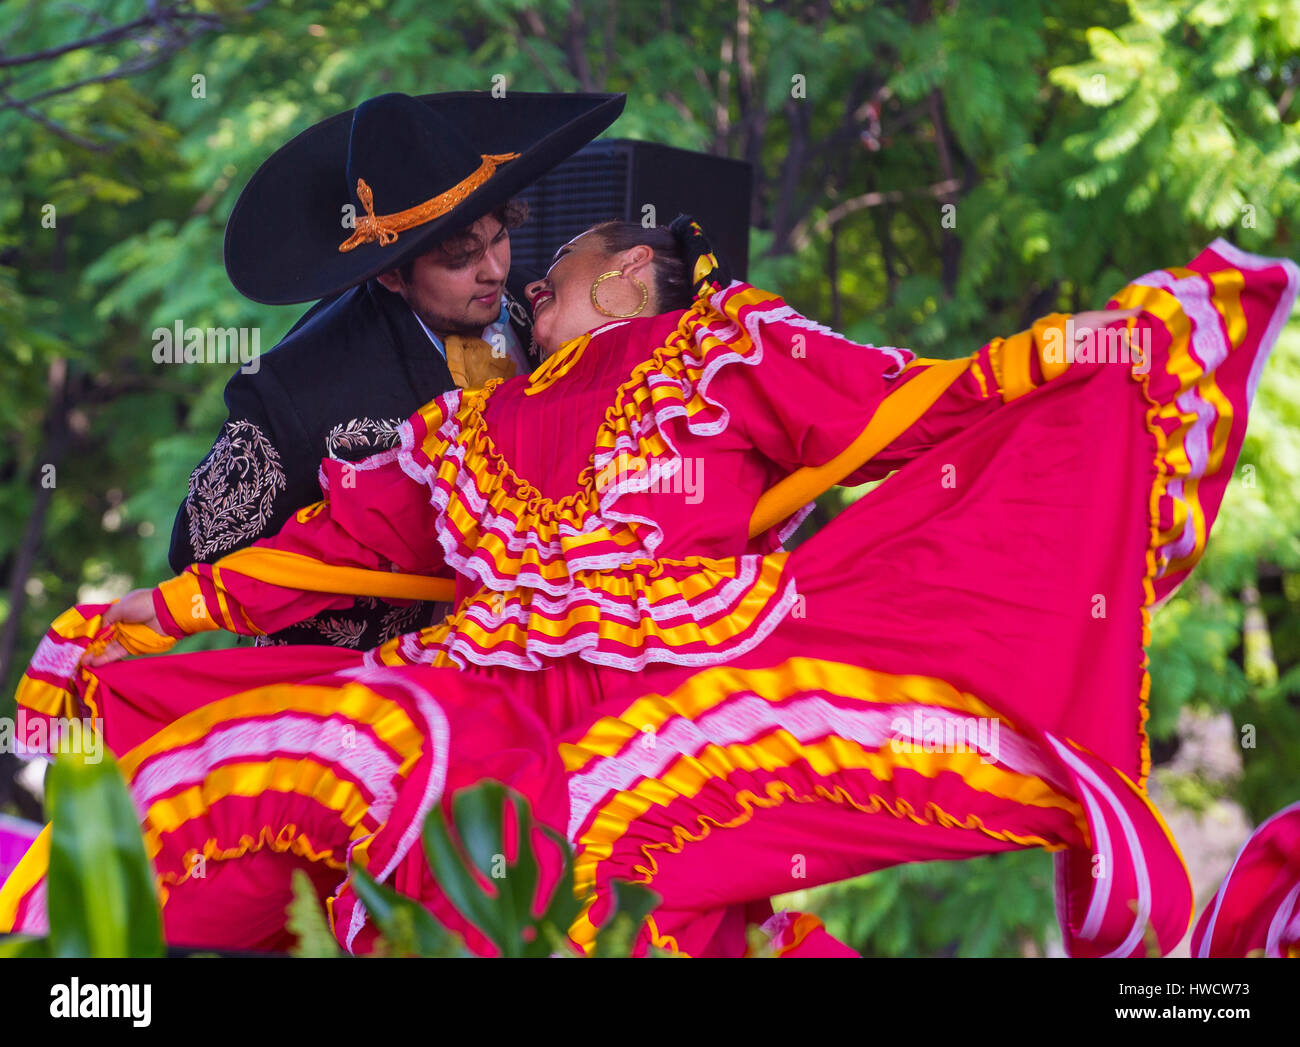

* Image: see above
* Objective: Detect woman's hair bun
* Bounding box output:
[668,214,732,298]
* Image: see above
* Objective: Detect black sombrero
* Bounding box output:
[224,90,626,305]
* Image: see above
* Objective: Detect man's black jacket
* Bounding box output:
[168,273,535,648]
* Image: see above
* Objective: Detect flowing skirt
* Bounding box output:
[1192,800,1300,958]
[3,241,1296,957]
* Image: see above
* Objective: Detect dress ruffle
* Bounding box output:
[363,553,797,671]
[1108,239,1300,782]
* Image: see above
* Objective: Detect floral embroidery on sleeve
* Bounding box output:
[311,616,368,648]
[324,417,405,460]
[186,419,288,559]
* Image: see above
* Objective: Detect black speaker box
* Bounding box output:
[512,139,752,281]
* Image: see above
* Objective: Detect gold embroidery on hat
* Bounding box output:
[338,152,520,253]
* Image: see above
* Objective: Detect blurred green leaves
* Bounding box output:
[776,848,1059,957]
[9,771,658,959]
[353,780,659,957]
[45,750,164,957]
[2,751,164,958]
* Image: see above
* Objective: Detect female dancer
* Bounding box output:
[3,217,1296,957]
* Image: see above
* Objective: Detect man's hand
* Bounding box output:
[83,588,162,668]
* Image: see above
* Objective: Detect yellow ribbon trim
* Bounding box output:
[569,747,1073,951]
[747,356,970,537]
[990,328,1035,401]
[525,334,593,396]
[119,683,420,778]
[338,154,520,253]
[214,546,456,602]
[156,824,348,904]
[562,657,1014,772]
[141,759,375,858]
[0,823,50,934]
[15,608,177,722]
[160,548,459,634]
[560,654,1080,951]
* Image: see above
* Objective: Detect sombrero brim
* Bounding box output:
[224,91,626,305]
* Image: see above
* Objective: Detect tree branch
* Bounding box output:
[565,4,596,91]
[716,33,734,148]
[867,169,900,306]
[0,0,269,144]
[510,16,569,92]
[0,360,74,688]
[0,86,109,150]
[0,5,177,68]
[0,0,265,69]
[788,179,960,252]
[599,0,617,89]
[928,87,965,295]
[662,90,698,127]
[768,96,811,253]
[1,49,174,110]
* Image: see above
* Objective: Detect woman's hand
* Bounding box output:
[1070,307,1142,345]
[83,587,162,668]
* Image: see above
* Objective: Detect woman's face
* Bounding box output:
[524,231,655,358]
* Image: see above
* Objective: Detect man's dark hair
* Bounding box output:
[398,198,529,280]
[589,221,692,311]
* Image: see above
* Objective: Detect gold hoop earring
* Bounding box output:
[591,270,648,318]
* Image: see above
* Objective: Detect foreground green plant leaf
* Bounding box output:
[45,750,164,958]
[422,780,659,957]
[348,865,467,958]
[0,935,49,958]
[285,868,343,958]
[589,880,661,958]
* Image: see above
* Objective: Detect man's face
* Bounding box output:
[385,214,511,335]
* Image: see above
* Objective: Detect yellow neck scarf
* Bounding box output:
[444,334,518,390]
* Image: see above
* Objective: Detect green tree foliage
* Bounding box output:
[776,849,1059,957]
[1,0,1297,956]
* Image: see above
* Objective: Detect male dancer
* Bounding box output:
[170,90,625,648]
